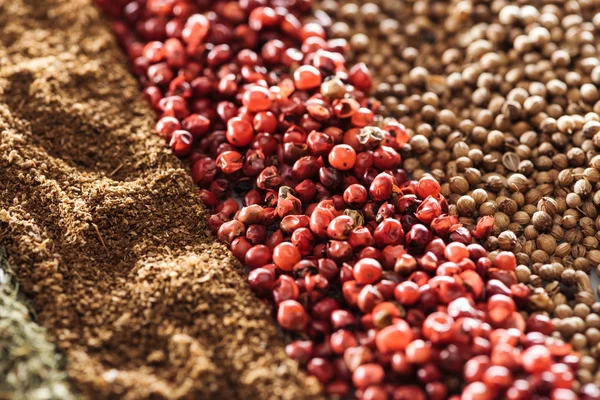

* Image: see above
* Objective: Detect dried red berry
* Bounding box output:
[353,258,382,285]
[329,144,356,171]
[277,300,309,332]
[272,242,301,272]
[294,65,322,90]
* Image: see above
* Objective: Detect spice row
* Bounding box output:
[314,0,600,393]
[95,0,599,398]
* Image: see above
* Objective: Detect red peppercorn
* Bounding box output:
[352,364,385,390]
[464,355,490,383]
[217,220,245,244]
[226,117,254,147]
[307,357,335,384]
[414,196,442,224]
[372,146,401,170]
[369,173,394,202]
[483,365,512,389]
[488,294,516,324]
[243,85,273,112]
[327,240,353,263]
[325,381,349,397]
[375,320,413,353]
[551,363,574,389]
[461,382,494,400]
[156,116,181,140]
[164,37,186,68]
[353,258,383,285]
[472,216,494,239]
[422,312,454,344]
[253,111,277,133]
[351,107,374,128]
[522,345,552,374]
[295,179,317,203]
[349,227,375,248]
[294,65,322,90]
[494,251,517,270]
[330,330,358,355]
[248,267,275,296]
[277,299,309,332]
[285,340,314,365]
[248,6,281,30]
[327,215,355,240]
[415,176,441,199]
[182,14,210,46]
[405,339,432,364]
[343,184,368,208]
[216,150,243,174]
[272,242,301,271]
[374,218,404,247]
[526,314,554,335]
[291,227,314,256]
[392,386,426,400]
[198,189,218,208]
[393,281,420,306]
[182,114,210,137]
[231,237,252,261]
[273,275,300,304]
[329,144,357,171]
[307,130,334,156]
[169,130,193,156]
[245,244,271,270]
[309,200,338,238]
[348,63,372,93]
[444,242,469,263]
[246,224,267,245]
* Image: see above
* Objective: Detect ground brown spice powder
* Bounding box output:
[0,0,322,398]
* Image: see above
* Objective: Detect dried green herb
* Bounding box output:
[0,249,77,400]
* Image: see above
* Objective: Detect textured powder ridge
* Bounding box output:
[0,0,322,398]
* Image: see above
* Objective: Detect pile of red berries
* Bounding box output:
[97,0,585,398]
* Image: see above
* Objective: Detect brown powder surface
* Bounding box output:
[0,0,322,398]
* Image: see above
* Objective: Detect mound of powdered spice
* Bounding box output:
[0,0,321,399]
[98,0,588,398]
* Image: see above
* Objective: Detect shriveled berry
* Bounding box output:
[217,220,245,244]
[373,218,403,246]
[369,173,394,202]
[344,184,368,207]
[327,215,355,240]
[216,150,243,174]
[156,116,181,140]
[169,130,193,156]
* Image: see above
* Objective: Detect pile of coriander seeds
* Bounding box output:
[316,0,600,391]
